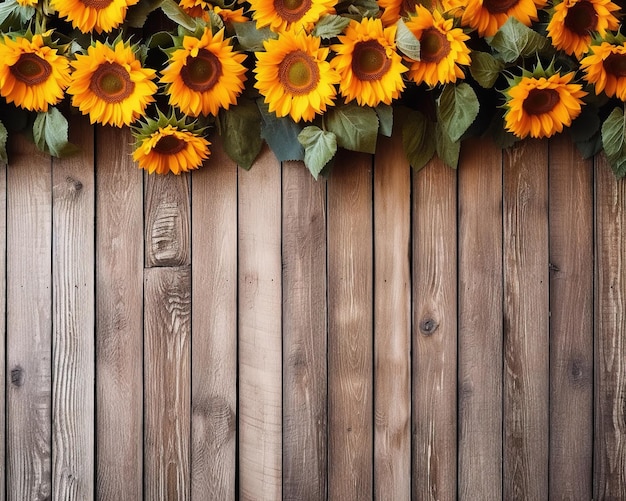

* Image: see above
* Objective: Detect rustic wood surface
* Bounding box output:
[2,123,626,500]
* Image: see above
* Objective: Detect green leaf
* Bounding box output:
[147,31,174,49]
[125,0,163,28]
[575,130,602,160]
[437,83,479,143]
[601,106,626,179]
[219,100,264,170]
[325,103,378,154]
[312,14,351,39]
[0,121,7,163]
[402,110,436,170]
[258,100,304,162]
[435,123,460,169]
[375,104,393,137]
[234,21,277,51]
[489,17,551,62]
[469,51,504,89]
[160,0,196,31]
[298,126,337,179]
[32,108,77,157]
[569,104,600,143]
[395,19,420,61]
[488,112,518,149]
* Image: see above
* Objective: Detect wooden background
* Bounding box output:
[1,116,625,500]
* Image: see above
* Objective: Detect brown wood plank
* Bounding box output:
[238,147,282,501]
[144,266,191,500]
[457,138,503,500]
[327,151,373,501]
[51,117,95,500]
[95,125,144,500]
[6,134,52,501]
[548,135,593,498]
[190,138,237,500]
[594,153,626,497]
[0,150,5,501]
[503,140,549,499]
[282,161,328,501]
[412,157,457,500]
[373,135,411,500]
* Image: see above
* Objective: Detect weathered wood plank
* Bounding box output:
[594,154,626,497]
[327,151,373,501]
[412,157,457,500]
[95,125,144,500]
[282,161,328,501]
[0,148,5,501]
[548,135,593,498]
[6,134,52,501]
[190,138,237,500]
[373,135,411,500]
[51,117,95,501]
[144,266,191,500]
[503,140,549,499]
[457,138,503,500]
[238,147,282,501]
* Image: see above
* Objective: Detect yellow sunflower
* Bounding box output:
[0,33,70,112]
[460,0,543,37]
[248,0,336,33]
[160,28,247,117]
[330,17,407,107]
[404,6,471,86]
[378,0,462,27]
[580,40,626,100]
[255,30,339,122]
[547,0,620,58]
[67,40,157,127]
[503,72,587,139]
[51,0,139,33]
[16,0,38,6]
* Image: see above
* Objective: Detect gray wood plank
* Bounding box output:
[0,144,5,501]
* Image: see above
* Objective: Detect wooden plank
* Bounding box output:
[0,149,4,501]
[144,266,191,500]
[95,125,144,500]
[190,138,237,500]
[373,135,411,500]
[51,117,95,500]
[412,157,457,500]
[594,153,626,497]
[503,140,549,499]
[327,151,373,501]
[282,161,327,501]
[548,135,593,498]
[457,138,503,500]
[6,134,52,501]
[238,147,282,501]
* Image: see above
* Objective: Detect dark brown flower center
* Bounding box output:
[279,50,320,95]
[522,88,559,115]
[11,53,52,85]
[603,52,626,77]
[419,29,451,63]
[400,0,418,16]
[352,40,391,81]
[80,0,114,9]
[274,0,312,22]
[181,49,222,92]
[90,62,134,103]
[482,0,520,14]
[154,134,187,155]
[564,1,598,35]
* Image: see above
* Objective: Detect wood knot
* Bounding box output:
[66,176,83,192]
[11,365,24,387]
[419,318,439,336]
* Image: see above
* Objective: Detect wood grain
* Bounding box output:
[51,117,95,501]
[190,137,238,500]
[95,125,144,500]
[327,151,373,501]
[238,147,282,501]
[144,266,191,500]
[412,157,457,501]
[503,140,549,500]
[594,153,626,498]
[6,133,52,501]
[0,143,6,501]
[373,135,411,500]
[548,135,593,498]
[282,161,328,501]
[457,138,503,500]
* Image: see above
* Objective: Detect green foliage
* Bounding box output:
[234,22,277,51]
[395,19,420,61]
[160,0,197,30]
[325,103,378,154]
[375,104,393,137]
[470,51,504,89]
[0,121,7,164]
[312,15,351,39]
[219,100,263,170]
[437,83,479,143]
[488,17,551,63]
[298,126,337,179]
[32,108,78,158]
[601,106,626,179]
[402,110,436,171]
[258,101,305,162]
[435,123,460,169]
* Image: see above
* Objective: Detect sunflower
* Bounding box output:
[160,28,247,117]
[132,113,210,175]
[547,0,620,58]
[330,17,407,107]
[67,40,157,127]
[502,69,587,139]
[0,33,70,112]
[580,37,626,100]
[255,30,339,122]
[248,0,336,33]
[459,0,544,37]
[404,6,471,86]
[378,0,462,26]
[16,0,38,6]
[50,0,139,33]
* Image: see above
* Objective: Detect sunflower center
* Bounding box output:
[400,0,418,16]
[482,0,520,14]
[154,134,187,155]
[181,49,223,92]
[279,50,320,95]
[603,53,626,77]
[274,0,312,22]
[420,29,451,63]
[564,1,598,35]
[11,53,52,85]
[352,40,391,81]
[522,88,560,115]
[90,62,134,103]
[79,0,115,9]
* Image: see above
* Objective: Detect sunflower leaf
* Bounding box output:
[0,121,7,164]
[160,0,196,31]
[326,103,378,154]
[402,110,435,170]
[575,130,603,160]
[601,106,626,179]
[258,100,305,162]
[219,100,264,170]
[435,123,460,169]
[375,104,393,137]
[396,19,420,61]
[488,17,550,63]
[234,22,277,51]
[312,14,351,39]
[32,108,78,158]
[298,126,337,179]
[125,0,163,29]
[569,104,601,143]
[469,51,504,89]
[437,83,479,143]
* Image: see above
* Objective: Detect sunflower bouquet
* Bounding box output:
[1,0,626,178]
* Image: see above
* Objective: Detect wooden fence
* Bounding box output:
[0,116,624,500]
